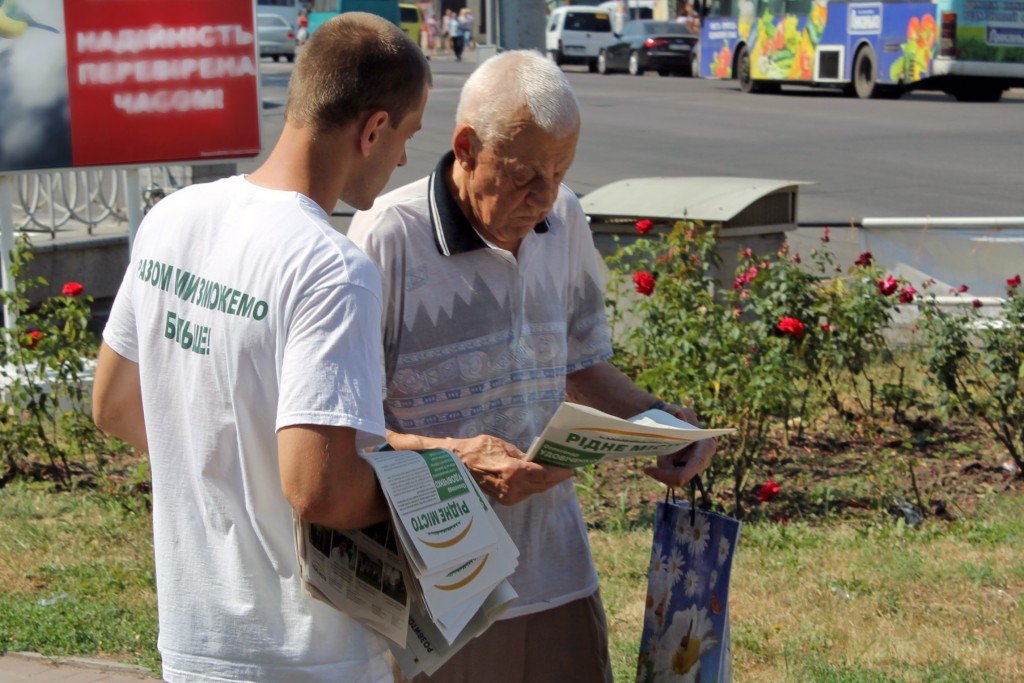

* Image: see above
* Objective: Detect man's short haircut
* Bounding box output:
[456,50,580,146]
[287,12,431,133]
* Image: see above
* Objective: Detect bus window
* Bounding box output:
[784,0,811,15]
[707,0,736,19]
[755,0,785,18]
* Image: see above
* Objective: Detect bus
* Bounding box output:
[697,0,1024,101]
[257,0,302,28]
[307,0,400,34]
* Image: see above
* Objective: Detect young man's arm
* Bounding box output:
[93,342,149,453]
[385,430,573,506]
[278,425,390,530]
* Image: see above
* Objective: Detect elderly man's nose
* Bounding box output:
[528,180,558,209]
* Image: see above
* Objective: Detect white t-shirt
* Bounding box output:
[103,176,391,683]
[349,157,613,619]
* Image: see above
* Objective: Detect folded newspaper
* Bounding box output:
[295,448,519,677]
[525,402,735,468]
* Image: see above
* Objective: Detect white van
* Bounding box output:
[597,0,656,34]
[545,6,615,72]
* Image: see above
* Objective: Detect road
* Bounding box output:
[249,57,1024,225]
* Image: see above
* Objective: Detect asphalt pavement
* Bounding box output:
[251,51,1024,224]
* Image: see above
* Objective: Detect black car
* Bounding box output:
[598,20,698,77]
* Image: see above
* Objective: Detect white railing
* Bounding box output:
[10,166,193,238]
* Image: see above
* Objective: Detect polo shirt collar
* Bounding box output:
[428,151,550,257]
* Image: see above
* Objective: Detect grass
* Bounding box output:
[594,493,1024,682]
[0,481,158,672]
[1,478,1022,681]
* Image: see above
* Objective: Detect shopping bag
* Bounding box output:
[636,479,741,683]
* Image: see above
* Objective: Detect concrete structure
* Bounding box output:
[581,176,804,287]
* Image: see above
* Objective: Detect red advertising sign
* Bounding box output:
[0,0,260,173]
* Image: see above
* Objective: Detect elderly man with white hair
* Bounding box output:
[349,50,715,683]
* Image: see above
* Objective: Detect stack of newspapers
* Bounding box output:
[295,448,519,677]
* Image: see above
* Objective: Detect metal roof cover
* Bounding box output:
[580,177,808,222]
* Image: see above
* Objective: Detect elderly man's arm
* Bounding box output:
[565,361,716,488]
[386,430,574,506]
[93,342,149,453]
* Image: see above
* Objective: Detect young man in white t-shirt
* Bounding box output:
[92,14,430,683]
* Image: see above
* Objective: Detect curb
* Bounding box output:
[5,650,156,678]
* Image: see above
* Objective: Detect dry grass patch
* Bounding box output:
[592,493,1024,682]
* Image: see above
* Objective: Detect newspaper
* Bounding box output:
[525,402,735,468]
[296,519,412,645]
[367,449,519,644]
[294,448,519,677]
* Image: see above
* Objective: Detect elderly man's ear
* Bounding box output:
[452,125,480,171]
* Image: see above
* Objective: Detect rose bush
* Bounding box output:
[606,221,808,513]
[0,238,116,484]
[915,276,1024,470]
[605,222,928,514]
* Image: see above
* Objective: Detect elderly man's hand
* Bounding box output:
[445,434,574,506]
[642,404,717,488]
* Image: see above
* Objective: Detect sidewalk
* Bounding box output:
[0,652,157,681]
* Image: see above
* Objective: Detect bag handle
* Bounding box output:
[663,475,708,525]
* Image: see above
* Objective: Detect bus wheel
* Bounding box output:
[738,45,754,91]
[853,47,878,99]
[597,50,610,75]
[737,45,772,93]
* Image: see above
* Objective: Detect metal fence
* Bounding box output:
[10,166,193,238]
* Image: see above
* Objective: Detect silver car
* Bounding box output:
[257,13,296,62]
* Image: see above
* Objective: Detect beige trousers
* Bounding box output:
[393,591,613,683]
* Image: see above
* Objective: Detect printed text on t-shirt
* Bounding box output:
[136,257,269,355]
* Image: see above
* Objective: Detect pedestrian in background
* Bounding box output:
[448,9,464,61]
[425,9,440,56]
[458,7,475,50]
[296,8,309,46]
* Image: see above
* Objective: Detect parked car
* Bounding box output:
[598,20,698,77]
[399,3,423,47]
[257,13,296,62]
[545,5,615,72]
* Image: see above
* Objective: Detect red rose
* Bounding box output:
[957,284,969,293]
[1009,275,1022,289]
[742,248,753,259]
[635,218,654,235]
[898,284,917,304]
[633,270,655,296]
[820,322,832,333]
[26,329,43,350]
[62,281,84,297]
[821,228,830,243]
[757,480,781,502]
[777,317,805,337]
[877,275,899,296]
[793,253,802,264]
[972,299,983,308]
[854,252,873,267]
